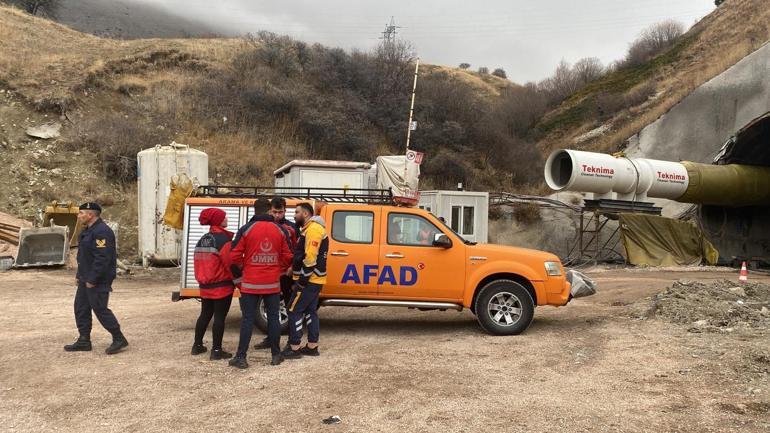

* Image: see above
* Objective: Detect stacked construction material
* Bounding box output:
[0,212,32,261]
[0,221,19,245]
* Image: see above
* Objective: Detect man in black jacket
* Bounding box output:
[64,202,128,355]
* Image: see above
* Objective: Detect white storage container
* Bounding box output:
[418,190,489,244]
[137,143,208,267]
[274,160,372,192]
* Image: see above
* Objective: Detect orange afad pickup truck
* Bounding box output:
[173,189,593,335]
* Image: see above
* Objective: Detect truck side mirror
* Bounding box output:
[433,234,452,249]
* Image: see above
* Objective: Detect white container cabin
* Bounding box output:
[418,191,489,244]
[274,160,375,192]
[137,143,208,267]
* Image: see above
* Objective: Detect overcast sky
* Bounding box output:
[141,0,715,83]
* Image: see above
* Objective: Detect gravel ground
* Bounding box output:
[0,267,768,432]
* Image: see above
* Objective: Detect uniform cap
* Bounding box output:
[199,208,226,226]
[79,202,102,212]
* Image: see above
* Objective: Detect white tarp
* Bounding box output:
[376,155,420,200]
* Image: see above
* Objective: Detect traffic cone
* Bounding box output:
[739,261,749,284]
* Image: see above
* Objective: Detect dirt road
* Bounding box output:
[0,267,768,432]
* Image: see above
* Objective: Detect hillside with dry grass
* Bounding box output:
[0,5,525,259]
[534,0,770,158]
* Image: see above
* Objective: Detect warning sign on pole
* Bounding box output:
[409,121,418,131]
[406,150,424,165]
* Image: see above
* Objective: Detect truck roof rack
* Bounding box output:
[196,185,395,204]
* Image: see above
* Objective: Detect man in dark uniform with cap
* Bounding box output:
[64,202,129,355]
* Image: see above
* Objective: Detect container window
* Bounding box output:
[462,206,475,235]
[451,206,461,232]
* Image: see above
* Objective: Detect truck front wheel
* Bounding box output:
[255,296,290,335]
[475,280,534,335]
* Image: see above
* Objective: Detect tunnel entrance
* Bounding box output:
[701,112,770,266]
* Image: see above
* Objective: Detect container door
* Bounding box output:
[324,206,380,297]
[448,197,478,243]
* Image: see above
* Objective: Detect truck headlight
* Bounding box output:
[544,261,562,276]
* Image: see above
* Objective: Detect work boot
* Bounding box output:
[64,336,92,352]
[281,346,303,360]
[210,349,233,360]
[228,356,249,369]
[271,353,284,366]
[106,334,129,355]
[191,343,207,355]
[299,345,320,357]
[254,338,271,350]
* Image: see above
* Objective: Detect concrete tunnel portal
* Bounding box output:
[700,112,770,266]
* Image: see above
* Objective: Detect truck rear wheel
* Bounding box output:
[475,280,534,335]
[255,296,290,335]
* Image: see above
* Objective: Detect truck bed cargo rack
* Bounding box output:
[196,185,395,204]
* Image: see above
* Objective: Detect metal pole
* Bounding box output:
[594,211,601,265]
[401,58,420,198]
[405,58,420,152]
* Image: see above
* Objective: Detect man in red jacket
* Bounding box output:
[192,208,235,361]
[254,197,297,351]
[228,199,293,368]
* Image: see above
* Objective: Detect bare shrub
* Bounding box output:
[623,20,685,67]
[507,140,545,186]
[596,92,626,119]
[372,40,416,109]
[539,58,606,104]
[478,66,489,75]
[513,202,542,225]
[71,114,172,183]
[624,80,657,106]
[539,60,580,103]
[35,153,69,170]
[115,77,148,96]
[496,83,549,137]
[243,31,310,78]
[573,57,604,84]
[3,0,59,17]
[423,152,467,188]
[595,80,657,119]
[95,192,116,207]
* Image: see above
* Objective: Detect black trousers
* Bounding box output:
[236,293,281,357]
[280,275,293,307]
[256,276,292,344]
[74,283,121,338]
[288,283,321,345]
[194,295,233,350]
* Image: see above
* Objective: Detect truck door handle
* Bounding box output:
[331,251,349,257]
[385,253,404,259]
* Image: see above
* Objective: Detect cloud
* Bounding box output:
[139,0,715,82]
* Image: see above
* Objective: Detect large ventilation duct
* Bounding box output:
[544,149,770,207]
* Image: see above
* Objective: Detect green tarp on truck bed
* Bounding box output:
[619,213,719,266]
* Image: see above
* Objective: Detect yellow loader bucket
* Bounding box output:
[43,202,82,247]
